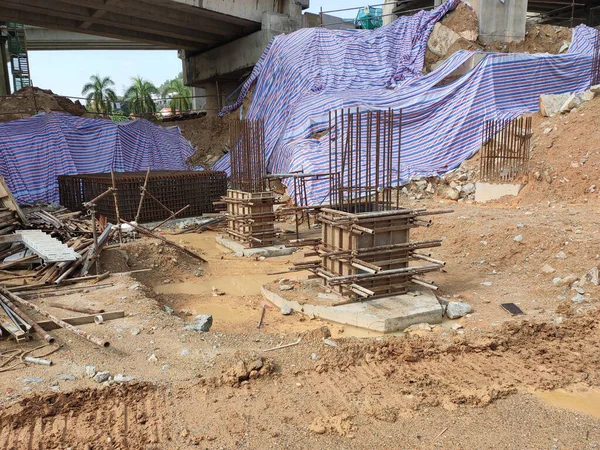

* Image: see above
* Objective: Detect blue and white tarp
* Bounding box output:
[217,0,600,204]
[0,113,194,204]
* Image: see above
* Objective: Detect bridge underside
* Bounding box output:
[0,0,261,51]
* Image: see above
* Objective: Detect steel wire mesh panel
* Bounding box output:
[58,170,226,223]
[480,116,532,183]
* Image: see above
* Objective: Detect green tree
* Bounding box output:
[81,74,118,115]
[123,76,159,116]
[162,77,192,113]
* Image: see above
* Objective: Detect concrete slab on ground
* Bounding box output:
[475,182,523,203]
[216,235,295,258]
[261,285,442,333]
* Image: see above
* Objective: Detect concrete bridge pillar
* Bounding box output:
[183,0,307,115]
[471,0,527,43]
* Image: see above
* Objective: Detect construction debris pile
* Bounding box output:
[0,170,212,358]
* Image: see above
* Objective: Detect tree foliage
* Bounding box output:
[123,77,159,115]
[162,77,192,113]
[81,74,118,115]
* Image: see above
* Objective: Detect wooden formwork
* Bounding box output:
[222,189,276,248]
[314,207,446,300]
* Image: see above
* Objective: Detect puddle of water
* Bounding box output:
[534,388,600,419]
[156,274,280,296]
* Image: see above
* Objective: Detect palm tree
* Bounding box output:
[123,77,159,116]
[81,74,118,115]
[162,78,192,113]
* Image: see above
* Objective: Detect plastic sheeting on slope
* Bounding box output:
[217,0,600,205]
[0,113,194,204]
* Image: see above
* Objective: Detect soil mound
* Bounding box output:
[0,86,88,122]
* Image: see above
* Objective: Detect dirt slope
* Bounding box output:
[0,86,88,122]
[519,96,600,205]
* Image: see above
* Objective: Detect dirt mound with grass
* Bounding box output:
[0,86,88,122]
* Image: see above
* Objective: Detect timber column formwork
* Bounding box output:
[223,118,276,248]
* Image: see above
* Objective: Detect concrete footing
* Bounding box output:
[261,283,443,333]
[475,181,523,203]
[216,236,295,258]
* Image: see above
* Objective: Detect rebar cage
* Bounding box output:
[328,108,402,212]
[229,118,267,193]
[58,170,227,223]
[480,115,533,183]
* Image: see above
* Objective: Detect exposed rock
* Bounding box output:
[280,305,292,315]
[57,374,76,381]
[85,365,97,378]
[231,361,249,382]
[580,90,595,102]
[585,267,600,286]
[441,186,460,201]
[559,93,582,113]
[554,274,578,287]
[513,235,523,243]
[428,23,462,57]
[185,314,213,332]
[541,264,556,274]
[94,371,110,383]
[555,251,567,259]
[558,41,570,53]
[539,93,571,117]
[462,183,475,195]
[113,374,135,383]
[446,301,472,319]
[22,377,44,384]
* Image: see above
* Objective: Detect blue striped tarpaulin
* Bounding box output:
[0,113,194,204]
[217,0,599,205]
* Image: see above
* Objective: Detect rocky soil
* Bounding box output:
[424,2,572,72]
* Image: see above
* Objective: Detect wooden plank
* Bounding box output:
[0,177,28,225]
[36,310,125,331]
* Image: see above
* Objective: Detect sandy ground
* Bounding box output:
[0,197,599,449]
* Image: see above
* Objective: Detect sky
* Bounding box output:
[26,1,368,100]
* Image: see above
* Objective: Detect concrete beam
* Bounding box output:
[186,29,276,83]
[0,6,204,49]
[171,0,281,24]
[4,0,226,45]
[24,27,169,50]
[56,0,255,37]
